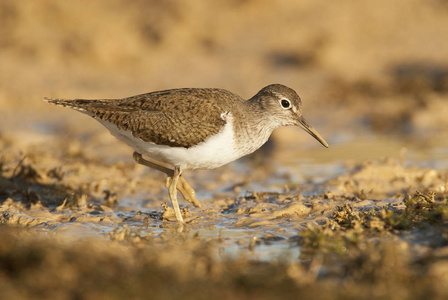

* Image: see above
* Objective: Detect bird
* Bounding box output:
[45,84,329,224]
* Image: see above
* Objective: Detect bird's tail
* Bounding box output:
[43,97,101,115]
[44,97,78,107]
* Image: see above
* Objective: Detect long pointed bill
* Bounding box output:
[297,116,329,148]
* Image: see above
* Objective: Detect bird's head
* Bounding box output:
[252,84,329,148]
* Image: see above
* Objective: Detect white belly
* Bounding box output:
[97,118,244,170]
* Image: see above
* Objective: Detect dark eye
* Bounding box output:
[281,99,291,109]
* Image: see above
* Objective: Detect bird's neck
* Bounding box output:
[230,100,277,156]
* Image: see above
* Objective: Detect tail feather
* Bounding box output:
[43,97,131,118]
[43,97,96,114]
[44,97,72,106]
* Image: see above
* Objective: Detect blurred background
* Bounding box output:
[1,0,448,171]
[1,3,448,297]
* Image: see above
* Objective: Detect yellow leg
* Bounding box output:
[178,177,202,208]
[133,152,201,207]
[168,166,184,223]
[165,176,202,207]
[133,152,173,174]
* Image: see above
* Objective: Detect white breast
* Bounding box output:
[97,113,247,170]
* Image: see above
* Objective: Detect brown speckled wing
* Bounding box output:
[47,88,232,148]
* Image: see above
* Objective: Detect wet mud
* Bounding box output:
[1,128,448,299]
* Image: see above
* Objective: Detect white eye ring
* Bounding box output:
[280,99,291,109]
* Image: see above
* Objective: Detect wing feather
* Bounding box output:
[45,88,233,148]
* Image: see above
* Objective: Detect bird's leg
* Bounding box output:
[178,177,201,207]
[133,152,174,176]
[132,152,201,207]
[168,166,184,223]
[165,177,201,208]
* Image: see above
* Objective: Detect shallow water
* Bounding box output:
[49,138,448,260]
[2,112,448,262]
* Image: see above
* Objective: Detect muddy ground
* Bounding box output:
[1,1,448,299]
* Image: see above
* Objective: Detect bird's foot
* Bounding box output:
[165,176,202,208]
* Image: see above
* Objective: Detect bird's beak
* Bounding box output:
[296,116,329,148]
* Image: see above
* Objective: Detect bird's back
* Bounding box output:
[45,88,244,148]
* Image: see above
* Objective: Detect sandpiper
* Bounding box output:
[45,84,328,224]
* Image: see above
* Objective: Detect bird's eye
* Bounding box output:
[281,99,291,109]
